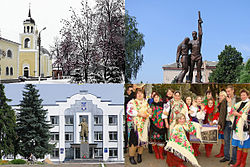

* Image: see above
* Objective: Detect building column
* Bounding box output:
[118,110,124,161]
[103,114,109,161]
[59,115,65,162]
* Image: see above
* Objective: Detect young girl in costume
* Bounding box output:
[229,89,250,167]
[126,89,152,165]
[149,92,166,160]
[165,113,202,167]
[203,98,218,157]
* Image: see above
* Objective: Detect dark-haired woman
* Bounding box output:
[127,89,151,165]
[149,93,166,160]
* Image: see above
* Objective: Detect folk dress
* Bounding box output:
[229,99,250,149]
[149,101,165,146]
[127,98,150,146]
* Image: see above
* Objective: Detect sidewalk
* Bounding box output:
[3,163,124,167]
[125,143,250,167]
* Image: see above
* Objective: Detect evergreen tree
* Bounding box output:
[0,84,17,159]
[209,45,243,83]
[16,84,54,158]
[239,58,250,83]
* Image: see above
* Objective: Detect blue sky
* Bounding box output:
[126,0,250,83]
[4,84,124,105]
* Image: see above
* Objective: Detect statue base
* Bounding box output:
[80,143,89,159]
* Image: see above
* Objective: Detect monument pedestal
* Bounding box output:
[80,142,89,159]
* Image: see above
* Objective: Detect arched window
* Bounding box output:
[0,66,1,75]
[6,67,9,75]
[7,50,12,58]
[27,26,30,33]
[24,38,30,48]
[31,26,33,33]
[10,67,13,76]
[24,26,26,33]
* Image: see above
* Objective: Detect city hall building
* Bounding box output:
[9,85,124,163]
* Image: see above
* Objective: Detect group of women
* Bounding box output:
[126,86,250,167]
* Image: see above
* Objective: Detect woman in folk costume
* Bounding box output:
[203,98,218,157]
[215,91,227,158]
[149,92,166,160]
[202,90,218,106]
[228,89,250,167]
[165,113,202,167]
[162,91,189,130]
[188,96,205,156]
[163,88,174,104]
[126,89,152,165]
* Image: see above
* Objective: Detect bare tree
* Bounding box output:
[52,0,125,83]
[95,0,125,83]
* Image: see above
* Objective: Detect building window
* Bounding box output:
[51,133,59,141]
[94,115,103,125]
[6,67,9,75]
[109,131,118,141]
[65,115,74,125]
[108,115,117,125]
[51,148,59,158]
[10,67,13,76]
[27,26,30,33]
[0,66,1,75]
[94,131,103,141]
[65,133,73,141]
[24,26,26,33]
[94,148,103,158]
[7,50,12,58]
[24,38,30,48]
[109,148,118,158]
[50,116,59,125]
[31,26,33,33]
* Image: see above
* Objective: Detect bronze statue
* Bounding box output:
[79,118,88,143]
[188,11,203,83]
[176,37,190,83]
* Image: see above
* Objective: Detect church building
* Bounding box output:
[19,8,52,78]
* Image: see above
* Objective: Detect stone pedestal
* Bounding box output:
[80,142,89,159]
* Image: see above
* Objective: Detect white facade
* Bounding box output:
[11,90,124,163]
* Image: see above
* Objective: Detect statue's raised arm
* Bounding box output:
[198,11,203,47]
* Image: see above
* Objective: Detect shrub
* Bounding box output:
[10,159,26,164]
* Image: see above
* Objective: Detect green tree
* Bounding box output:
[0,84,17,159]
[209,45,243,83]
[125,11,145,83]
[239,58,250,83]
[16,84,54,158]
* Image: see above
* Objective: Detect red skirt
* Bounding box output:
[166,151,184,166]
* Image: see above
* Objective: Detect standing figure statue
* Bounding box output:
[79,118,88,143]
[176,37,190,83]
[188,11,203,83]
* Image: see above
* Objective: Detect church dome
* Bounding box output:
[23,8,35,25]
